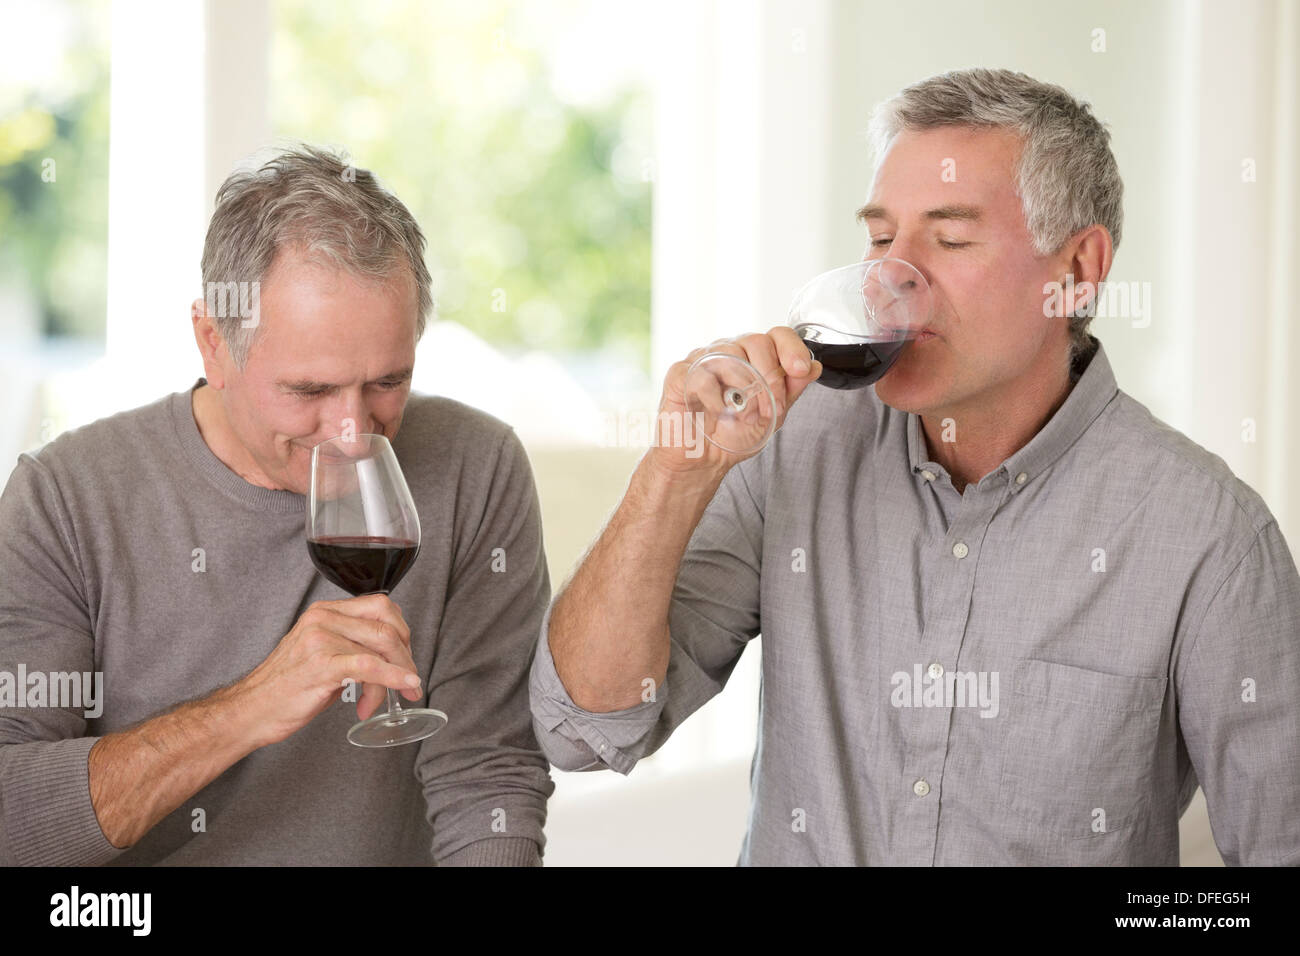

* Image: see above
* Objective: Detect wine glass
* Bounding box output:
[792,257,934,390]
[681,257,934,456]
[307,433,447,748]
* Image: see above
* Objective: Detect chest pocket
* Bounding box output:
[997,658,1166,839]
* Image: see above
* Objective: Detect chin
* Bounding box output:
[281,443,312,494]
[875,373,938,415]
[874,341,956,413]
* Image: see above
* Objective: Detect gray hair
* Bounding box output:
[866,68,1124,364]
[201,143,433,367]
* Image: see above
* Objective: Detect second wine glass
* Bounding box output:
[791,257,933,390]
[680,257,935,456]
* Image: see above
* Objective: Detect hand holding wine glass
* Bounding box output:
[308,433,447,747]
[650,327,823,475]
[675,257,936,458]
[234,593,425,749]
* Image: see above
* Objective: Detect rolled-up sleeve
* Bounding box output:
[530,457,766,776]
[1176,519,1300,866]
[530,600,667,774]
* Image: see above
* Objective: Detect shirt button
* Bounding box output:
[927,662,943,679]
[921,469,937,482]
[913,779,930,797]
[952,541,969,559]
[1015,472,1028,484]
[599,744,607,752]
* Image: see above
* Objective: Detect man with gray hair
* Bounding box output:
[532,68,1300,865]
[0,144,554,865]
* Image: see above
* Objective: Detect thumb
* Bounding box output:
[783,360,823,410]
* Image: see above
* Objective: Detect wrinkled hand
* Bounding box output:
[237,594,423,746]
[649,326,822,475]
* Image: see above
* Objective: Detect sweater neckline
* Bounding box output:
[168,378,307,514]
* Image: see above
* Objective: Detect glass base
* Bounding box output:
[348,707,448,748]
[683,352,777,456]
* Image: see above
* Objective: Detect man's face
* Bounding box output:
[863,126,1067,415]
[208,246,418,495]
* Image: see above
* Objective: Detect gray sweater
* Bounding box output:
[0,380,554,865]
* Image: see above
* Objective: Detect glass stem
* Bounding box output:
[726,380,766,407]
[361,588,404,716]
[725,363,789,412]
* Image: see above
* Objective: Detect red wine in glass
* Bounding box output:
[679,259,935,456]
[795,258,934,393]
[307,536,420,596]
[804,336,917,390]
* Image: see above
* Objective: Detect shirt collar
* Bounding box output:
[906,335,1118,494]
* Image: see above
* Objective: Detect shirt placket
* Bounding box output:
[896,471,1006,865]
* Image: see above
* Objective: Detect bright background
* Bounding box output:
[4,0,1299,866]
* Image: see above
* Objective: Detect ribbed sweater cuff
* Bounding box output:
[438,836,542,867]
[4,736,125,866]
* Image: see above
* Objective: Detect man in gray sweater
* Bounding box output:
[0,145,553,865]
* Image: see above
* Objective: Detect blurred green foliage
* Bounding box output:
[272,0,652,369]
[0,0,110,340]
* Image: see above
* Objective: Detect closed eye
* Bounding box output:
[870,237,971,249]
[292,380,407,399]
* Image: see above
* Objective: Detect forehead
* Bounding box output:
[246,247,418,362]
[255,247,420,336]
[866,125,1024,216]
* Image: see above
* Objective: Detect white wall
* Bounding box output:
[812,0,1300,547]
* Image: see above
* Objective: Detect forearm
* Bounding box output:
[549,451,727,712]
[88,682,263,848]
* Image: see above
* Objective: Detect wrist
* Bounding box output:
[624,452,729,541]
[640,447,729,496]
[209,679,276,754]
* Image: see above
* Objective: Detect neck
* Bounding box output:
[920,351,1074,494]
[191,383,284,491]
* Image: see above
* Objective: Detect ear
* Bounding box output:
[191,297,230,390]
[1056,224,1114,318]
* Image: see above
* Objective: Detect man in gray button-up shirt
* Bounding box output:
[530,68,1300,865]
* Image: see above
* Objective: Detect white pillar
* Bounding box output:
[204,0,271,212]
[1263,0,1299,544]
[102,0,269,418]
[649,0,835,387]
[105,0,207,409]
[1185,0,1275,493]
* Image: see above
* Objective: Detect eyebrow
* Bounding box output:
[855,203,984,225]
[277,367,414,392]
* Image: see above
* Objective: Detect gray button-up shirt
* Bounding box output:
[530,337,1300,865]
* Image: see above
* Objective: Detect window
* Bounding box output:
[0,0,110,461]
[272,0,655,421]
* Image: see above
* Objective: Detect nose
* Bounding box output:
[862,250,934,335]
[876,256,922,294]
[325,389,376,438]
